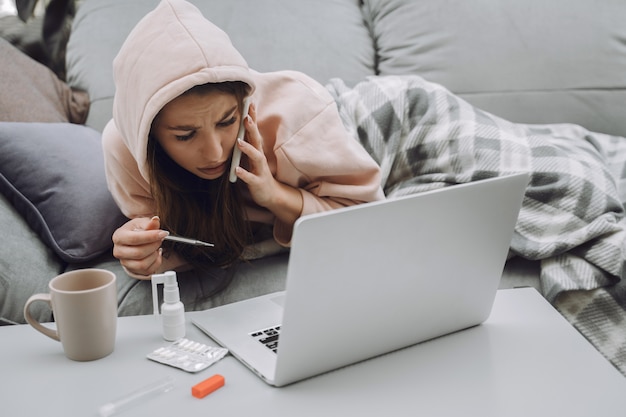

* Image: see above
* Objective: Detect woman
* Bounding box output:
[102,0,384,279]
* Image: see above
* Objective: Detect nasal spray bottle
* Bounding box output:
[151,271,185,341]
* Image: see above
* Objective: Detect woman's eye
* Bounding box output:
[218,116,237,128]
[175,131,195,141]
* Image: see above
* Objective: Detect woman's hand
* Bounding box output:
[235,103,303,226]
[111,216,168,279]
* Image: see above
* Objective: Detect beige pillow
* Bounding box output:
[0,37,89,124]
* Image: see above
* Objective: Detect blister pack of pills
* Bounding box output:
[147,338,228,373]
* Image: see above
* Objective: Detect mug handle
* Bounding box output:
[23,294,60,341]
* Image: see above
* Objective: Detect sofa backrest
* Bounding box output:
[67,0,626,138]
[66,0,377,131]
[363,0,626,138]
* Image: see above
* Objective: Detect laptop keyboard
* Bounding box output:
[249,325,281,353]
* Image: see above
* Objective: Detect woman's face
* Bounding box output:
[152,90,241,180]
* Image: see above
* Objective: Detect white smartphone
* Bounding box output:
[229,97,251,183]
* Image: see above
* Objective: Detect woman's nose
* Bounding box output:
[199,134,224,160]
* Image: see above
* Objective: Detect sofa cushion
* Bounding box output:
[0,37,89,124]
[0,192,63,325]
[67,252,289,317]
[67,0,376,132]
[364,0,626,138]
[0,122,127,263]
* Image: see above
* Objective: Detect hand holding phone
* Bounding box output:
[229,97,251,183]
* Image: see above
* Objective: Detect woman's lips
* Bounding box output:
[198,162,227,177]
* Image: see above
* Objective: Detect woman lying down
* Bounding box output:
[103,0,626,301]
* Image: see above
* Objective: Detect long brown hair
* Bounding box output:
[146,81,252,270]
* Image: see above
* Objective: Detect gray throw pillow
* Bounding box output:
[0,122,127,262]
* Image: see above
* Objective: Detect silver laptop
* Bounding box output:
[192,173,529,387]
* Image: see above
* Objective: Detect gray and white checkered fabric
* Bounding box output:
[327,75,626,301]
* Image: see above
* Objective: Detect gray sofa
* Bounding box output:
[1,0,625,336]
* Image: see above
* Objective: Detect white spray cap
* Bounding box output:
[151,271,180,316]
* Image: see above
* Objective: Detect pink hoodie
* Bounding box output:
[102,0,383,270]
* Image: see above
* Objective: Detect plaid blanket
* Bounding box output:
[327,75,626,375]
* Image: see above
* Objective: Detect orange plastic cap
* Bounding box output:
[191,374,225,399]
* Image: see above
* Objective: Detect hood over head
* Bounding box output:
[112,0,256,180]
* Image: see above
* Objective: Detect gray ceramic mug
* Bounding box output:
[23,269,117,361]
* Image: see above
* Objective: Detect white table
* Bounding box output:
[2,288,625,416]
